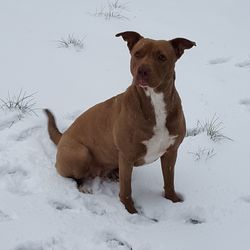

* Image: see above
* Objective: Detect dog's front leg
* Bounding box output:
[161,149,183,203]
[118,153,137,214]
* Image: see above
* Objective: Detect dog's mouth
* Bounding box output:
[138,79,149,88]
[134,78,149,88]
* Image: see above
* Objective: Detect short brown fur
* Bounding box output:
[45,31,196,213]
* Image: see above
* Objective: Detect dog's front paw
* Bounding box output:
[164,191,184,203]
[120,195,138,214]
[125,203,138,214]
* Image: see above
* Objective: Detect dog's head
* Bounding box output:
[116,31,196,89]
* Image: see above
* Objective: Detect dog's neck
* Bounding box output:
[124,74,177,124]
[136,73,176,110]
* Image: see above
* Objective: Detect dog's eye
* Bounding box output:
[134,51,142,58]
[158,54,167,62]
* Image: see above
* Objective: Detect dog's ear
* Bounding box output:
[116,31,143,51]
[170,38,196,59]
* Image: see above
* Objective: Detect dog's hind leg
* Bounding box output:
[55,138,92,181]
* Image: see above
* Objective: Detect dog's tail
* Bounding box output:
[44,109,62,145]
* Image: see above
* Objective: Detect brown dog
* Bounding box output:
[45,31,196,213]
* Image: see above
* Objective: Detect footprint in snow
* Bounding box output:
[208,57,231,65]
[182,206,206,225]
[0,210,11,222]
[84,199,107,216]
[0,167,28,177]
[186,217,205,225]
[241,196,250,203]
[235,59,250,68]
[0,166,31,195]
[103,232,132,250]
[14,238,66,250]
[14,126,42,141]
[240,99,250,112]
[49,200,72,211]
[106,238,132,250]
[240,99,250,106]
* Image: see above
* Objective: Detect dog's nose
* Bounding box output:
[137,65,151,78]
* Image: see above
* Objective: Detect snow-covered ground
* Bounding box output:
[1,0,250,249]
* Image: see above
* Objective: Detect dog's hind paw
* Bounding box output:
[106,168,119,182]
[75,178,92,194]
[78,184,92,194]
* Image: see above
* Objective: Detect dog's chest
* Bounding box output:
[143,88,176,164]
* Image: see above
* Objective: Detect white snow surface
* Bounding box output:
[1,0,250,249]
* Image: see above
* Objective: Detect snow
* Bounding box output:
[1,0,250,249]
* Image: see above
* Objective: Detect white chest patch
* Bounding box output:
[143,88,176,164]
